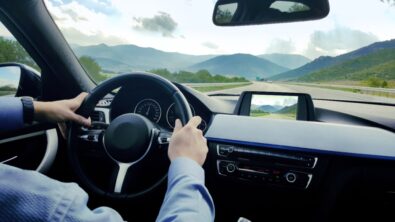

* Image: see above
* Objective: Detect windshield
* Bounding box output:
[45,0,395,104]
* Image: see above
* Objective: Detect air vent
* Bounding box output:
[91,111,105,123]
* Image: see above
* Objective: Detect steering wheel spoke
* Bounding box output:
[78,121,108,143]
[113,162,132,193]
[157,129,172,145]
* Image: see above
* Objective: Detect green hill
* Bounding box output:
[270,39,395,81]
[299,49,395,82]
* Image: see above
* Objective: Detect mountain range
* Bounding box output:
[188,54,289,79]
[252,104,297,114]
[73,38,395,82]
[72,44,310,78]
[73,44,215,73]
[259,53,311,69]
[270,39,395,81]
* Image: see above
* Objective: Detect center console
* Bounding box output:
[211,142,318,189]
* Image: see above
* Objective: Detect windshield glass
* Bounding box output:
[45,0,395,104]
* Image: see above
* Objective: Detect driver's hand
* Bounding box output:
[33,93,91,138]
[168,116,208,166]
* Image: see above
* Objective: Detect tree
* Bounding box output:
[0,36,38,70]
[79,56,106,82]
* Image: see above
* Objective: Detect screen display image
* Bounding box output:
[250,94,298,120]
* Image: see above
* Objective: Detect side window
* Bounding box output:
[0,23,40,98]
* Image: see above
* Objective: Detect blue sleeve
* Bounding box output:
[156,157,215,222]
[0,164,124,222]
[0,97,24,132]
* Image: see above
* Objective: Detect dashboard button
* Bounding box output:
[285,172,297,183]
[226,163,236,173]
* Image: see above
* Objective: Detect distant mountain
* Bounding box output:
[188,54,289,79]
[73,44,216,73]
[276,104,297,114]
[259,53,311,69]
[270,39,395,81]
[258,105,283,113]
[299,48,395,82]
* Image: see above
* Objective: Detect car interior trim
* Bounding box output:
[206,114,395,160]
[36,129,58,173]
[0,130,46,144]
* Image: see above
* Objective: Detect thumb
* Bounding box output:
[71,92,88,109]
[173,119,182,133]
[75,92,88,103]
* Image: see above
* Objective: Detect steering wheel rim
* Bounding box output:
[68,72,192,199]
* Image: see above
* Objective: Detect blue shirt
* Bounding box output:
[0,98,215,221]
[0,97,24,132]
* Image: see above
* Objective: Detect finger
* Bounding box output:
[58,122,67,140]
[186,116,202,128]
[70,112,91,127]
[173,119,182,133]
[71,92,88,109]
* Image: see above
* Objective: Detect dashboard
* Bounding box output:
[92,80,395,221]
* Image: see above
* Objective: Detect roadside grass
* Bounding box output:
[0,91,15,96]
[307,80,395,88]
[192,82,252,92]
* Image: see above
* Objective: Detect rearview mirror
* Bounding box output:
[213,0,330,26]
[0,63,41,98]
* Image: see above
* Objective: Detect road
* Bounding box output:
[206,81,395,104]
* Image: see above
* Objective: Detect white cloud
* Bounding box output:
[133,12,178,37]
[304,26,379,58]
[0,23,12,38]
[265,39,296,54]
[202,41,219,49]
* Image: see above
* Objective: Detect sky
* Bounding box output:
[1,0,394,60]
[0,67,20,87]
[252,94,298,106]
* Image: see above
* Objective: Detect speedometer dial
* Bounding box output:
[166,103,195,129]
[134,99,162,123]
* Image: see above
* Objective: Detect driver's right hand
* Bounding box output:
[168,116,208,166]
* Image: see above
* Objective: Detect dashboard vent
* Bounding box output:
[91,111,105,123]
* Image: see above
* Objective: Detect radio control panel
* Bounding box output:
[213,143,317,189]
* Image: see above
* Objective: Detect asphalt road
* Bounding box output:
[207,81,395,104]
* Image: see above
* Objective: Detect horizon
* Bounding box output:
[70,38,395,61]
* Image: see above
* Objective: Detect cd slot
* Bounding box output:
[217,144,317,169]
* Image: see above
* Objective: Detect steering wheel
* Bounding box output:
[68,73,192,199]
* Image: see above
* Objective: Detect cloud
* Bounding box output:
[0,24,12,38]
[49,0,117,15]
[304,27,379,58]
[61,8,88,22]
[133,12,178,37]
[202,41,218,49]
[265,39,296,54]
[61,27,127,46]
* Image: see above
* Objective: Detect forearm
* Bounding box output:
[156,158,215,222]
[0,97,24,132]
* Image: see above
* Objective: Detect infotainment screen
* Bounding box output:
[250,94,298,120]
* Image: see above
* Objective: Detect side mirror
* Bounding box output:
[0,63,41,98]
[213,0,330,26]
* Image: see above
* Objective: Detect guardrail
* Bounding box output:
[290,82,395,94]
